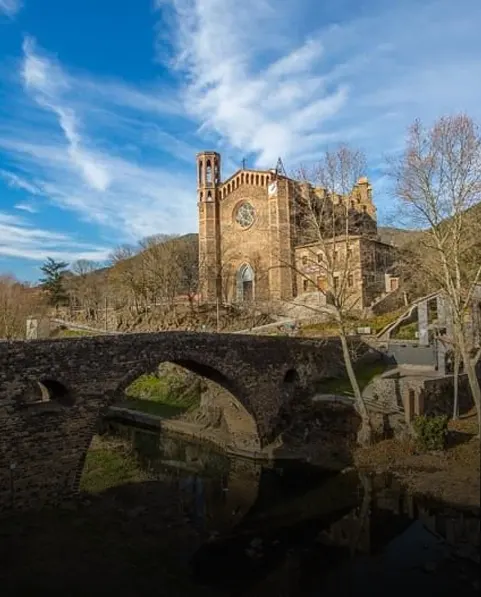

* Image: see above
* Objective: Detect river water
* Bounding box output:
[99,422,480,597]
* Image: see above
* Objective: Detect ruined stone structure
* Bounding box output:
[197,151,396,308]
[0,331,354,512]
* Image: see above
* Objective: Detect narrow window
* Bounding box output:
[206,160,212,183]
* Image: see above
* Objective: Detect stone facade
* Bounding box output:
[294,236,396,311]
[0,332,360,513]
[197,151,396,308]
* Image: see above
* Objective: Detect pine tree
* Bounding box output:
[39,257,69,312]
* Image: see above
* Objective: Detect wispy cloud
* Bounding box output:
[0,169,43,195]
[0,36,200,245]
[159,0,481,172]
[14,202,37,213]
[0,212,110,262]
[0,0,21,18]
[22,37,111,192]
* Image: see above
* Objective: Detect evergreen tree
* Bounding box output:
[39,257,69,311]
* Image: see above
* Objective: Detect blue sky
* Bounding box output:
[1,0,480,281]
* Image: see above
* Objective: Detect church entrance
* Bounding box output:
[237,264,254,302]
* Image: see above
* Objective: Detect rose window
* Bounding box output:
[235,202,255,229]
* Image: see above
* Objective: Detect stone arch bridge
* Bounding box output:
[0,331,362,512]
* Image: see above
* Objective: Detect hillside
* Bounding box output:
[377,226,422,247]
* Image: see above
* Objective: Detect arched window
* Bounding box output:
[206,160,212,183]
[261,176,264,185]
[256,174,259,185]
[207,191,212,201]
[241,173,244,184]
[236,263,254,302]
[200,192,203,201]
[228,183,231,194]
[198,160,203,185]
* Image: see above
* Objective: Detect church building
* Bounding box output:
[197,151,396,311]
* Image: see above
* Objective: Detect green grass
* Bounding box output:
[301,308,408,337]
[361,308,406,334]
[54,328,100,337]
[315,361,390,396]
[80,438,150,493]
[123,373,201,418]
[392,321,417,340]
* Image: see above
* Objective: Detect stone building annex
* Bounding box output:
[197,151,398,311]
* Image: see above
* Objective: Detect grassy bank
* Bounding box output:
[123,372,202,418]
[315,362,390,396]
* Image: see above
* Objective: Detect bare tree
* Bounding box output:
[389,114,481,436]
[68,260,104,321]
[0,275,47,339]
[291,145,374,444]
[108,244,146,314]
[175,235,199,311]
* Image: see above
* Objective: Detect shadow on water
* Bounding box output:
[0,422,479,597]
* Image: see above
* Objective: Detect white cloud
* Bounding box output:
[160,0,481,173]
[0,37,200,247]
[0,0,21,18]
[0,134,196,242]
[0,169,43,195]
[14,202,38,214]
[21,37,111,192]
[0,212,110,262]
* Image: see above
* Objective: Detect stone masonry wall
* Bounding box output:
[0,332,359,513]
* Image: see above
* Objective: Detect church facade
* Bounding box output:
[197,151,396,311]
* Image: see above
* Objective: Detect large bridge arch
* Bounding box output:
[106,356,261,452]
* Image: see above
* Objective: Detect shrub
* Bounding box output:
[412,415,449,451]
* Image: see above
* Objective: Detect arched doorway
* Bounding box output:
[236,264,254,302]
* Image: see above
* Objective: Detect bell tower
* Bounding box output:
[197,151,221,303]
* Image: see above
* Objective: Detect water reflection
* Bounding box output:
[102,422,480,597]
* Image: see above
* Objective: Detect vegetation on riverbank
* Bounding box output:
[314,361,390,395]
[81,436,150,493]
[123,369,202,418]
[354,411,480,508]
